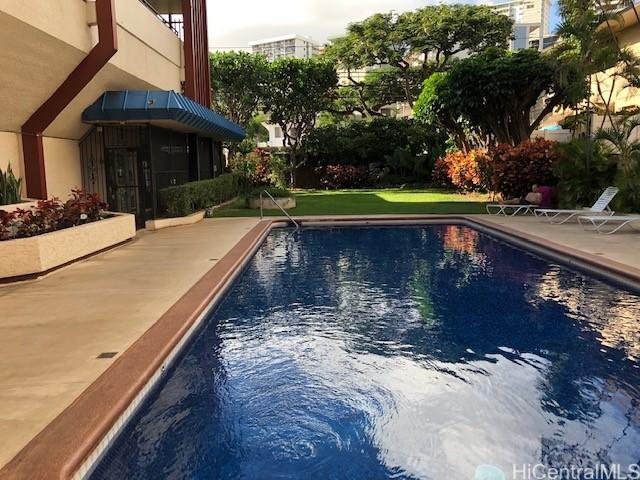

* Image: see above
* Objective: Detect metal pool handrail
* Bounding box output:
[260,190,300,230]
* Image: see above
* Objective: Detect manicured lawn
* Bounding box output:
[212,188,491,217]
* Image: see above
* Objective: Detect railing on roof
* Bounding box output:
[138,0,184,39]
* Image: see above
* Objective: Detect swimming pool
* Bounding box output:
[90,225,640,479]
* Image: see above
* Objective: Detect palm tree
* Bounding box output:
[596,115,640,211]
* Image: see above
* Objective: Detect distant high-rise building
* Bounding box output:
[595,0,633,13]
[249,34,321,62]
[489,0,552,51]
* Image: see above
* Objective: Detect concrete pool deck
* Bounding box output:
[0,213,639,477]
[0,217,260,470]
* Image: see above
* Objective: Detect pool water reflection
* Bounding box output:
[91,226,640,479]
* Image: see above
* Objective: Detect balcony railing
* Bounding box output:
[139,0,184,39]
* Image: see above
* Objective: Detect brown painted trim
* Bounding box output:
[21,0,118,199]
[0,220,273,480]
[181,0,211,107]
[1,216,639,479]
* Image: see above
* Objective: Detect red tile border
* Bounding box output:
[1,215,638,480]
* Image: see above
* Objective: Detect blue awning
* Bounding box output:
[82,90,245,141]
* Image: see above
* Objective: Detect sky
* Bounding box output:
[207,0,561,52]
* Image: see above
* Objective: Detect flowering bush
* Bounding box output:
[319,165,369,189]
[0,189,107,241]
[229,148,277,191]
[432,149,491,191]
[489,139,558,198]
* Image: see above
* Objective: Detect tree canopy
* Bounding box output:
[209,51,269,128]
[325,5,513,116]
[262,57,338,183]
[415,48,586,147]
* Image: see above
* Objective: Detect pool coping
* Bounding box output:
[1,215,639,479]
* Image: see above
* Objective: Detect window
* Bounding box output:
[274,126,283,138]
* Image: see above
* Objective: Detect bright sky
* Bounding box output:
[207,0,561,51]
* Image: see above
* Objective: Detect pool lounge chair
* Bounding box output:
[485,204,538,216]
[578,214,640,234]
[534,187,619,224]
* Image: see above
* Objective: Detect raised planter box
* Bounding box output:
[145,210,206,231]
[0,199,39,212]
[0,212,136,279]
[248,197,296,210]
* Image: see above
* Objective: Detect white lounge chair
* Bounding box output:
[485,204,538,216]
[578,214,640,234]
[534,187,619,224]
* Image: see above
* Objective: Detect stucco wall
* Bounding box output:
[43,137,82,200]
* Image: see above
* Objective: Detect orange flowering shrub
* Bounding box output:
[433,149,491,191]
[489,139,558,198]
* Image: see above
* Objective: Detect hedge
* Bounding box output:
[160,173,240,217]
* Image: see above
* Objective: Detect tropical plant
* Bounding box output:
[0,163,23,205]
[595,115,640,211]
[0,189,107,241]
[262,58,338,185]
[489,139,559,198]
[554,137,617,207]
[433,149,491,192]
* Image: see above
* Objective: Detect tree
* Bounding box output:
[325,5,513,115]
[416,48,586,146]
[262,58,338,185]
[554,0,640,134]
[209,51,269,128]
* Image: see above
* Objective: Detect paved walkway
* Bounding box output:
[476,214,640,270]
[0,218,259,468]
[0,213,638,468]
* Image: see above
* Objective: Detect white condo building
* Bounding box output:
[489,0,552,50]
[249,34,321,62]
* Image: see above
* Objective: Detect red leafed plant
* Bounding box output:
[319,165,369,189]
[63,189,108,226]
[0,210,16,241]
[433,149,491,192]
[0,189,107,241]
[489,139,558,198]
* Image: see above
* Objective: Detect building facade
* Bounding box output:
[489,0,552,51]
[0,0,243,226]
[249,34,321,62]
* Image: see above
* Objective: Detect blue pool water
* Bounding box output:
[91,226,640,479]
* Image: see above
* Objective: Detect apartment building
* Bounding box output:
[0,0,243,227]
[490,0,552,50]
[249,34,321,62]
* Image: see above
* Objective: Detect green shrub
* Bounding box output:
[159,173,241,218]
[302,118,446,185]
[160,185,193,217]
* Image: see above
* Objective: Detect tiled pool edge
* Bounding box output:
[2,215,639,480]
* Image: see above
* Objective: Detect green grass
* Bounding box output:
[211,188,491,217]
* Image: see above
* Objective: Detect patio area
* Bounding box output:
[0,213,639,470]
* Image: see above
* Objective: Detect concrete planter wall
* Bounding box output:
[0,212,136,279]
[248,197,296,210]
[1,200,39,212]
[145,210,205,231]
